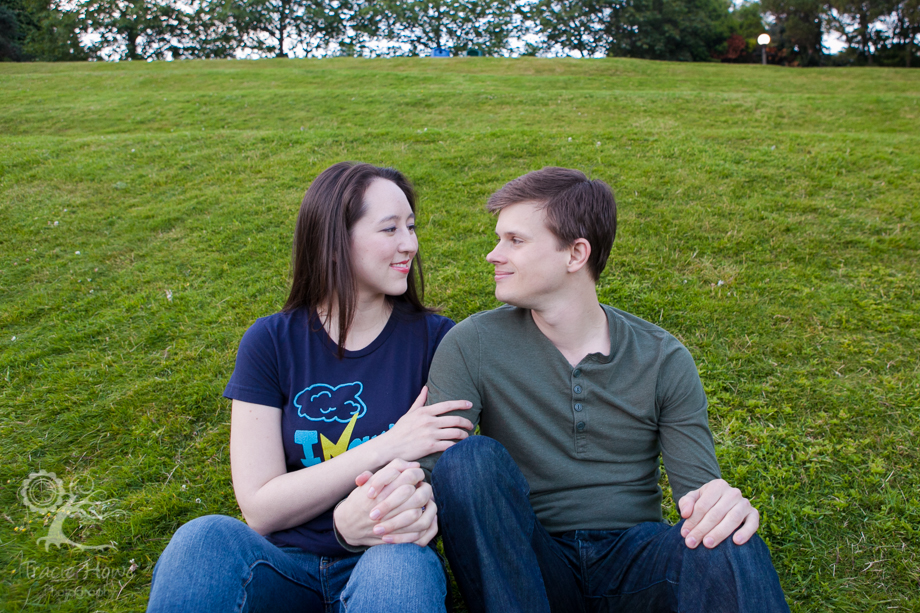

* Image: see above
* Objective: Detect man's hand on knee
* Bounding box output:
[678,478,760,549]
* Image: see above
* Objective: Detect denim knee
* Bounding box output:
[343,544,446,612]
[354,543,443,582]
[434,436,511,491]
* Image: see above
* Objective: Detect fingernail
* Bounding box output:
[704,537,714,548]
[367,487,376,498]
[382,535,393,543]
[466,402,472,407]
[686,537,697,548]
[370,509,381,520]
[373,525,385,535]
[681,528,688,537]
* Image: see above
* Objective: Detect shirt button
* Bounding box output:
[573,369,582,378]
[574,403,583,412]
[574,385,582,394]
[576,421,586,431]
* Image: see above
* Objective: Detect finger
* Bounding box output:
[407,386,428,412]
[731,507,760,546]
[681,480,725,537]
[685,487,744,549]
[365,460,420,499]
[699,497,752,548]
[373,467,426,502]
[381,530,423,545]
[432,427,471,441]
[426,399,473,416]
[374,506,426,536]
[387,501,438,539]
[414,517,439,547]
[369,483,419,521]
[354,471,372,487]
[379,482,433,522]
[437,415,475,432]
[678,489,700,521]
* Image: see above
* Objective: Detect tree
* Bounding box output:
[761,0,824,65]
[201,0,348,58]
[533,0,733,61]
[362,0,518,56]
[827,0,894,64]
[1,1,23,60]
[1,0,90,60]
[888,0,920,65]
[78,0,192,60]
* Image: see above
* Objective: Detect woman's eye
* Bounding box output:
[407,224,416,233]
[382,227,397,234]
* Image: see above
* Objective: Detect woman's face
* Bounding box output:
[349,178,419,303]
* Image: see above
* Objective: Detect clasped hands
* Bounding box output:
[333,459,437,548]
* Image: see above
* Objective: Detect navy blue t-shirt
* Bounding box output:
[223,303,454,556]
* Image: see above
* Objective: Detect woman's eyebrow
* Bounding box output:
[378,213,415,223]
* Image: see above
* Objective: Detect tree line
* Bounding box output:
[1,0,917,66]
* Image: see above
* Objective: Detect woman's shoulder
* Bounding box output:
[239,308,315,347]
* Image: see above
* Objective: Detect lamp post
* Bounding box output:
[757,33,771,65]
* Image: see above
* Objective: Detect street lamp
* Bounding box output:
[757,33,771,65]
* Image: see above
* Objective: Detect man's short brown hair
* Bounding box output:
[487,167,617,281]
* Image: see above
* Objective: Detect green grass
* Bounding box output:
[1,57,918,612]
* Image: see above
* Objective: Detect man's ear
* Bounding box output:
[566,238,591,274]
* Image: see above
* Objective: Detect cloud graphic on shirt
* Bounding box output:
[294,382,367,423]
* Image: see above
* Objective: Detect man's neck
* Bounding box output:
[529,286,610,368]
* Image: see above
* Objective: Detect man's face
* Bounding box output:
[486,201,571,309]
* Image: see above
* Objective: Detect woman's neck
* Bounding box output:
[319,294,392,351]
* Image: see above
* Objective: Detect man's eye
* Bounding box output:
[511,238,523,245]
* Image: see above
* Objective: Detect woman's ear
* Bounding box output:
[566,238,591,274]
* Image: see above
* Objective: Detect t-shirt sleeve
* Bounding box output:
[656,340,721,503]
[417,318,483,476]
[223,318,284,409]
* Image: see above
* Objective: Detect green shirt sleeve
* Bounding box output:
[417,318,484,477]
[655,340,721,503]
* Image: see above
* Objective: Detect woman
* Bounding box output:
[147,162,473,612]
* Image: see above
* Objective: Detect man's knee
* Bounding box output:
[433,436,522,500]
[683,531,775,575]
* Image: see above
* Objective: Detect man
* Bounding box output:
[420,168,789,612]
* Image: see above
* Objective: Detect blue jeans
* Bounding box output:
[146,515,447,613]
[432,436,790,613]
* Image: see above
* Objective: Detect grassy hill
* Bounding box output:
[1,57,918,612]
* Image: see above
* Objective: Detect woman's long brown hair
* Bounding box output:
[283,162,432,358]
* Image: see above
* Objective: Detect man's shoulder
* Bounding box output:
[448,305,527,337]
[602,304,687,353]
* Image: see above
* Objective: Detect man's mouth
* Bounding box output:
[494,270,513,281]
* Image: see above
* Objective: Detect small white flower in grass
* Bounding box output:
[196,498,201,504]
[54,221,59,226]
[568,137,572,142]
[181,484,187,490]
[771,145,776,150]
[166,289,173,302]
[717,280,725,287]
[75,251,80,255]
[11,336,15,341]
[596,142,601,147]
[131,149,135,152]
[89,290,93,293]
[129,560,138,573]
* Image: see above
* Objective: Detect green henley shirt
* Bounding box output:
[420,304,721,533]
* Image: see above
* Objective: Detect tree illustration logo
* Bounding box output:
[19,470,126,551]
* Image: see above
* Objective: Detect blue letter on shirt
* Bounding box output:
[294,430,321,467]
